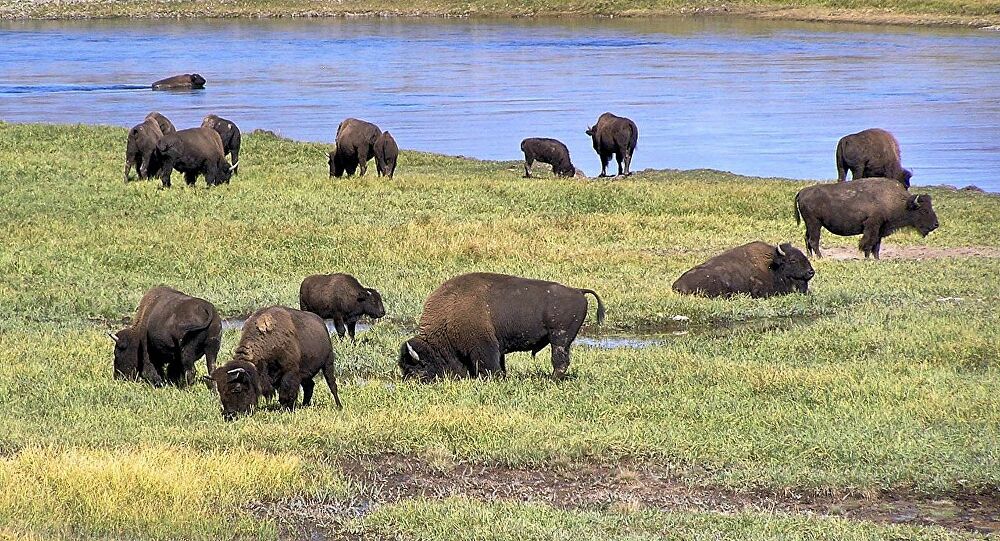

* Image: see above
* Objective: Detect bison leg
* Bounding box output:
[157,161,174,188]
[859,220,881,259]
[804,218,823,258]
[301,377,315,407]
[322,354,342,409]
[347,320,358,342]
[357,148,371,176]
[598,152,611,177]
[615,151,625,176]
[332,315,347,340]
[549,329,578,380]
[851,164,865,181]
[277,372,301,410]
[523,158,533,178]
[184,171,198,186]
[123,157,133,183]
[468,342,503,379]
[203,334,220,390]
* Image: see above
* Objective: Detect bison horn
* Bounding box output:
[107,332,119,343]
[228,161,239,172]
[406,342,420,362]
[776,244,786,256]
[913,195,921,208]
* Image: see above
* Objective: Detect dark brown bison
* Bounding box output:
[204,306,342,420]
[145,111,176,136]
[672,242,815,298]
[836,128,912,188]
[329,118,381,178]
[124,117,164,182]
[520,137,576,178]
[109,286,221,387]
[398,272,606,382]
[795,178,939,259]
[201,114,241,175]
[374,131,399,179]
[586,112,638,177]
[152,127,236,188]
[151,73,206,90]
[299,273,386,340]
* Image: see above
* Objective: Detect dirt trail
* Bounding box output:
[821,245,1000,261]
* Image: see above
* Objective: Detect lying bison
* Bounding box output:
[299,273,386,340]
[672,242,815,298]
[836,128,912,188]
[152,73,206,90]
[124,117,164,182]
[795,178,939,259]
[329,118,381,178]
[109,286,221,387]
[204,306,342,420]
[374,131,399,179]
[399,272,606,382]
[520,137,576,178]
[586,112,638,177]
[152,127,236,187]
[145,111,176,136]
[201,114,241,175]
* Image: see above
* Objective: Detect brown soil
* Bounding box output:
[254,454,1000,539]
[820,245,1000,261]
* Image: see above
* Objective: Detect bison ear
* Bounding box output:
[406,342,420,362]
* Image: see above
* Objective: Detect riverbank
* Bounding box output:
[2,0,999,27]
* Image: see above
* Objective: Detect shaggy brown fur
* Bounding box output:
[836,128,912,187]
[329,118,382,178]
[299,273,386,340]
[374,131,399,179]
[672,242,814,298]
[145,111,176,136]
[520,138,576,178]
[201,114,241,175]
[586,112,638,177]
[151,73,206,90]
[124,117,164,182]
[152,127,234,188]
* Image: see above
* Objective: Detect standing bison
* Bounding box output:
[520,137,576,178]
[374,131,399,179]
[586,112,638,177]
[109,286,221,387]
[152,73,206,90]
[124,117,164,182]
[795,178,939,259]
[152,127,236,187]
[672,242,815,298]
[836,128,912,187]
[329,118,381,178]
[398,272,606,382]
[201,114,241,175]
[299,273,386,340]
[204,306,342,420]
[145,111,176,136]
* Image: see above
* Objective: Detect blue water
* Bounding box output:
[1,17,998,190]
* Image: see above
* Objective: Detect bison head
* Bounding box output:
[205,361,261,421]
[108,328,165,386]
[399,337,465,383]
[328,150,345,178]
[907,194,939,236]
[585,126,595,137]
[771,243,815,294]
[190,73,206,87]
[359,287,386,320]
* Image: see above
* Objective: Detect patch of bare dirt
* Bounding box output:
[820,245,1000,261]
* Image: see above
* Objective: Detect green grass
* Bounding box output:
[0,122,998,538]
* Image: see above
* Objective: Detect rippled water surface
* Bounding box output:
[1,17,998,190]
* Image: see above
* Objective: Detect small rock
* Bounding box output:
[671,315,690,321]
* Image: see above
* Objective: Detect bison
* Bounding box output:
[109,286,221,387]
[201,114,241,175]
[672,242,815,298]
[795,178,939,259]
[374,131,399,179]
[836,128,912,188]
[145,111,176,136]
[299,273,386,340]
[151,73,206,90]
[586,112,638,177]
[204,306,342,420]
[124,117,164,182]
[520,137,576,178]
[152,127,236,188]
[329,118,381,178]
[398,272,606,382]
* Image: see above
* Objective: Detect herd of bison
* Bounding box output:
[116,105,940,419]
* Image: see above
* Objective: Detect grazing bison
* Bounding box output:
[145,111,176,136]
[374,131,399,179]
[836,128,912,188]
[152,127,236,187]
[299,273,386,340]
[124,117,164,182]
[795,178,939,259]
[398,272,606,382]
[151,73,206,90]
[672,242,815,298]
[586,112,638,177]
[520,137,576,178]
[204,306,342,420]
[109,286,221,387]
[329,118,381,178]
[201,114,242,175]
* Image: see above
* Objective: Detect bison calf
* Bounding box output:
[329,118,381,178]
[124,117,164,182]
[672,242,815,298]
[399,272,605,382]
[201,114,242,175]
[205,306,342,420]
[586,112,638,177]
[836,128,912,188]
[520,137,576,178]
[795,178,939,259]
[299,273,386,340]
[153,127,236,188]
[374,131,399,179]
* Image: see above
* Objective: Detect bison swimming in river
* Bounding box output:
[836,128,912,188]
[795,178,939,259]
[109,286,221,387]
[398,272,605,382]
[374,130,399,179]
[520,137,576,178]
[151,73,206,90]
[201,114,241,175]
[152,127,236,187]
[586,112,638,177]
[329,118,381,178]
[205,306,342,420]
[672,242,815,298]
[299,273,386,341]
[124,117,164,182]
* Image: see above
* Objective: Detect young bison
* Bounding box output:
[374,131,399,179]
[124,117,164,182]
[795,178,939,259]
[299,273,386,340]
[205,306,342,420]
[672,242,815,298]
[398,272,605,382]
[586,112,638,177]
[520,137,576,178]
[836,128,912,187]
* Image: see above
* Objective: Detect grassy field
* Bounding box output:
[1,0,999,26]
[0,122,998,539]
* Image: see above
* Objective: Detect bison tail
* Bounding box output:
[580,289,606,326]
[794,192,802,225]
